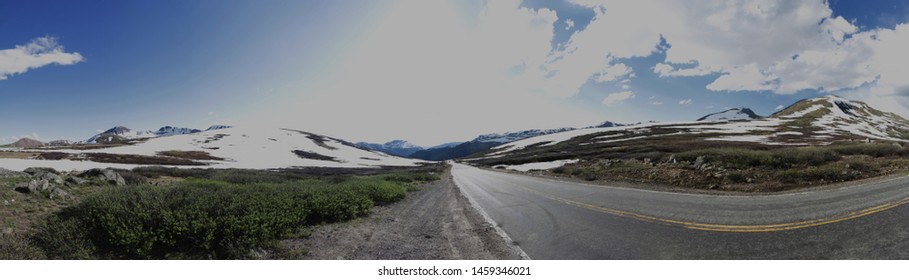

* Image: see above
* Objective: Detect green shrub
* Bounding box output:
[31,171,439,259]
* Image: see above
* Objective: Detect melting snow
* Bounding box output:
[495,159,579,172]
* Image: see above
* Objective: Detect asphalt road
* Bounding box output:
[451,163,909,259]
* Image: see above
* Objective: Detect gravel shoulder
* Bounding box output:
[286,170,522,260]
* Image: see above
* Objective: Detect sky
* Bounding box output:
[2,0,909,147]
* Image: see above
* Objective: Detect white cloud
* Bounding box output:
[775,104,785,111]
[565,0,909,104]
[565,19,574,30]
[706,63,778,92]
[254,0,603,145]
[650,100,663,105]
[0,36,84,80]
[679,99,692,105]
[248,0,909,143]
[602,91,635,106]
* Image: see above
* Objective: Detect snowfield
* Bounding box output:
[494,159,578,172]
[2,126,426,171]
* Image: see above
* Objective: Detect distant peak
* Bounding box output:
[697,107,761,121]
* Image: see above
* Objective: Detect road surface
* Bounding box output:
[452,163,909,259]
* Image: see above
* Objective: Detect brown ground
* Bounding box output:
[282,171,523,260]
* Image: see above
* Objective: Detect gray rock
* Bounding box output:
[23,167,59,176]
[65,176,88,186]
[48,188,70,200]
[13,179,70,200]
[693,156,707,169]
[13,179,51,194]
[79,168,126,186]
[0,168,28,178]
[37,172,64,185]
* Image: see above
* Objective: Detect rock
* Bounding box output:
[13,179,51,194]
[0,168,28,178]
[48,188,70,200]
[79,168,126,186]
[65,177,88,186]
[23,167,59,176]
[693,156,708,170]
[667,155,677,164]
[36,172,64,185]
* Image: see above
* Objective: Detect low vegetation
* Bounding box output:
[1,167,441,259]
[543,142,909,192]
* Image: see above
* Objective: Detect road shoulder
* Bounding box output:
[284,169,522,260]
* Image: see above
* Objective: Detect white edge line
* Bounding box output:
[451,167,531,260]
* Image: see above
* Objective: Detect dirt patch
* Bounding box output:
[83,153,208,166]
[291,150,339,162]
[284,171,521,260]
[156,150,224,161]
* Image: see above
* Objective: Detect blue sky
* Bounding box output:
[2,0,909,146]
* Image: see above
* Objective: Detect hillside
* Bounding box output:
[355,140,424,157]
[465,95,909,192]
[697,107,761,121]
[1,138,45,148]
[0,126,426,171]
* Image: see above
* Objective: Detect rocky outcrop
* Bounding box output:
[79,169,126,186]
[13,179,70,200]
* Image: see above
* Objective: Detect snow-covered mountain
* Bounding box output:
[46,140,79,146]
[86,126,155,144]
[469,95,909,166]
[471,128,577,143]
[154,126,202,137]
[87,125,219,144]
[697,107,761,121]
[3,126,426,171]
[356,140,425,157]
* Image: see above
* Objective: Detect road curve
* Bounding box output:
[451,163,909,259]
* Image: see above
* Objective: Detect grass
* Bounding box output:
[22,169,440,259]
[547,142,909,192]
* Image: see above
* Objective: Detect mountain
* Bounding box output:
[428,142,463,150]
[2,138,45,148]
[466,95,909,168]
[589,121,625,128]
[409,141,501,161]
[87,125,213,144]
[355,140,425,157]
[87,126,154,144]
[46,140,78,146]
[407,123,627,161]
[471,128,577,143]
[697,107,761,121]
[154,126,202,137]
[4,126,426,171]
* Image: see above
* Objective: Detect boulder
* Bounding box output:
[13,179,52,194]
[65,176,88,186]
[13,179,70,200]
[79,168,126,186]
[693,156,707,169]
[36,172,64,185]
[23,167,59,176]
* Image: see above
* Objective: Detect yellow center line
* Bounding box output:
[514,184,909,233]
